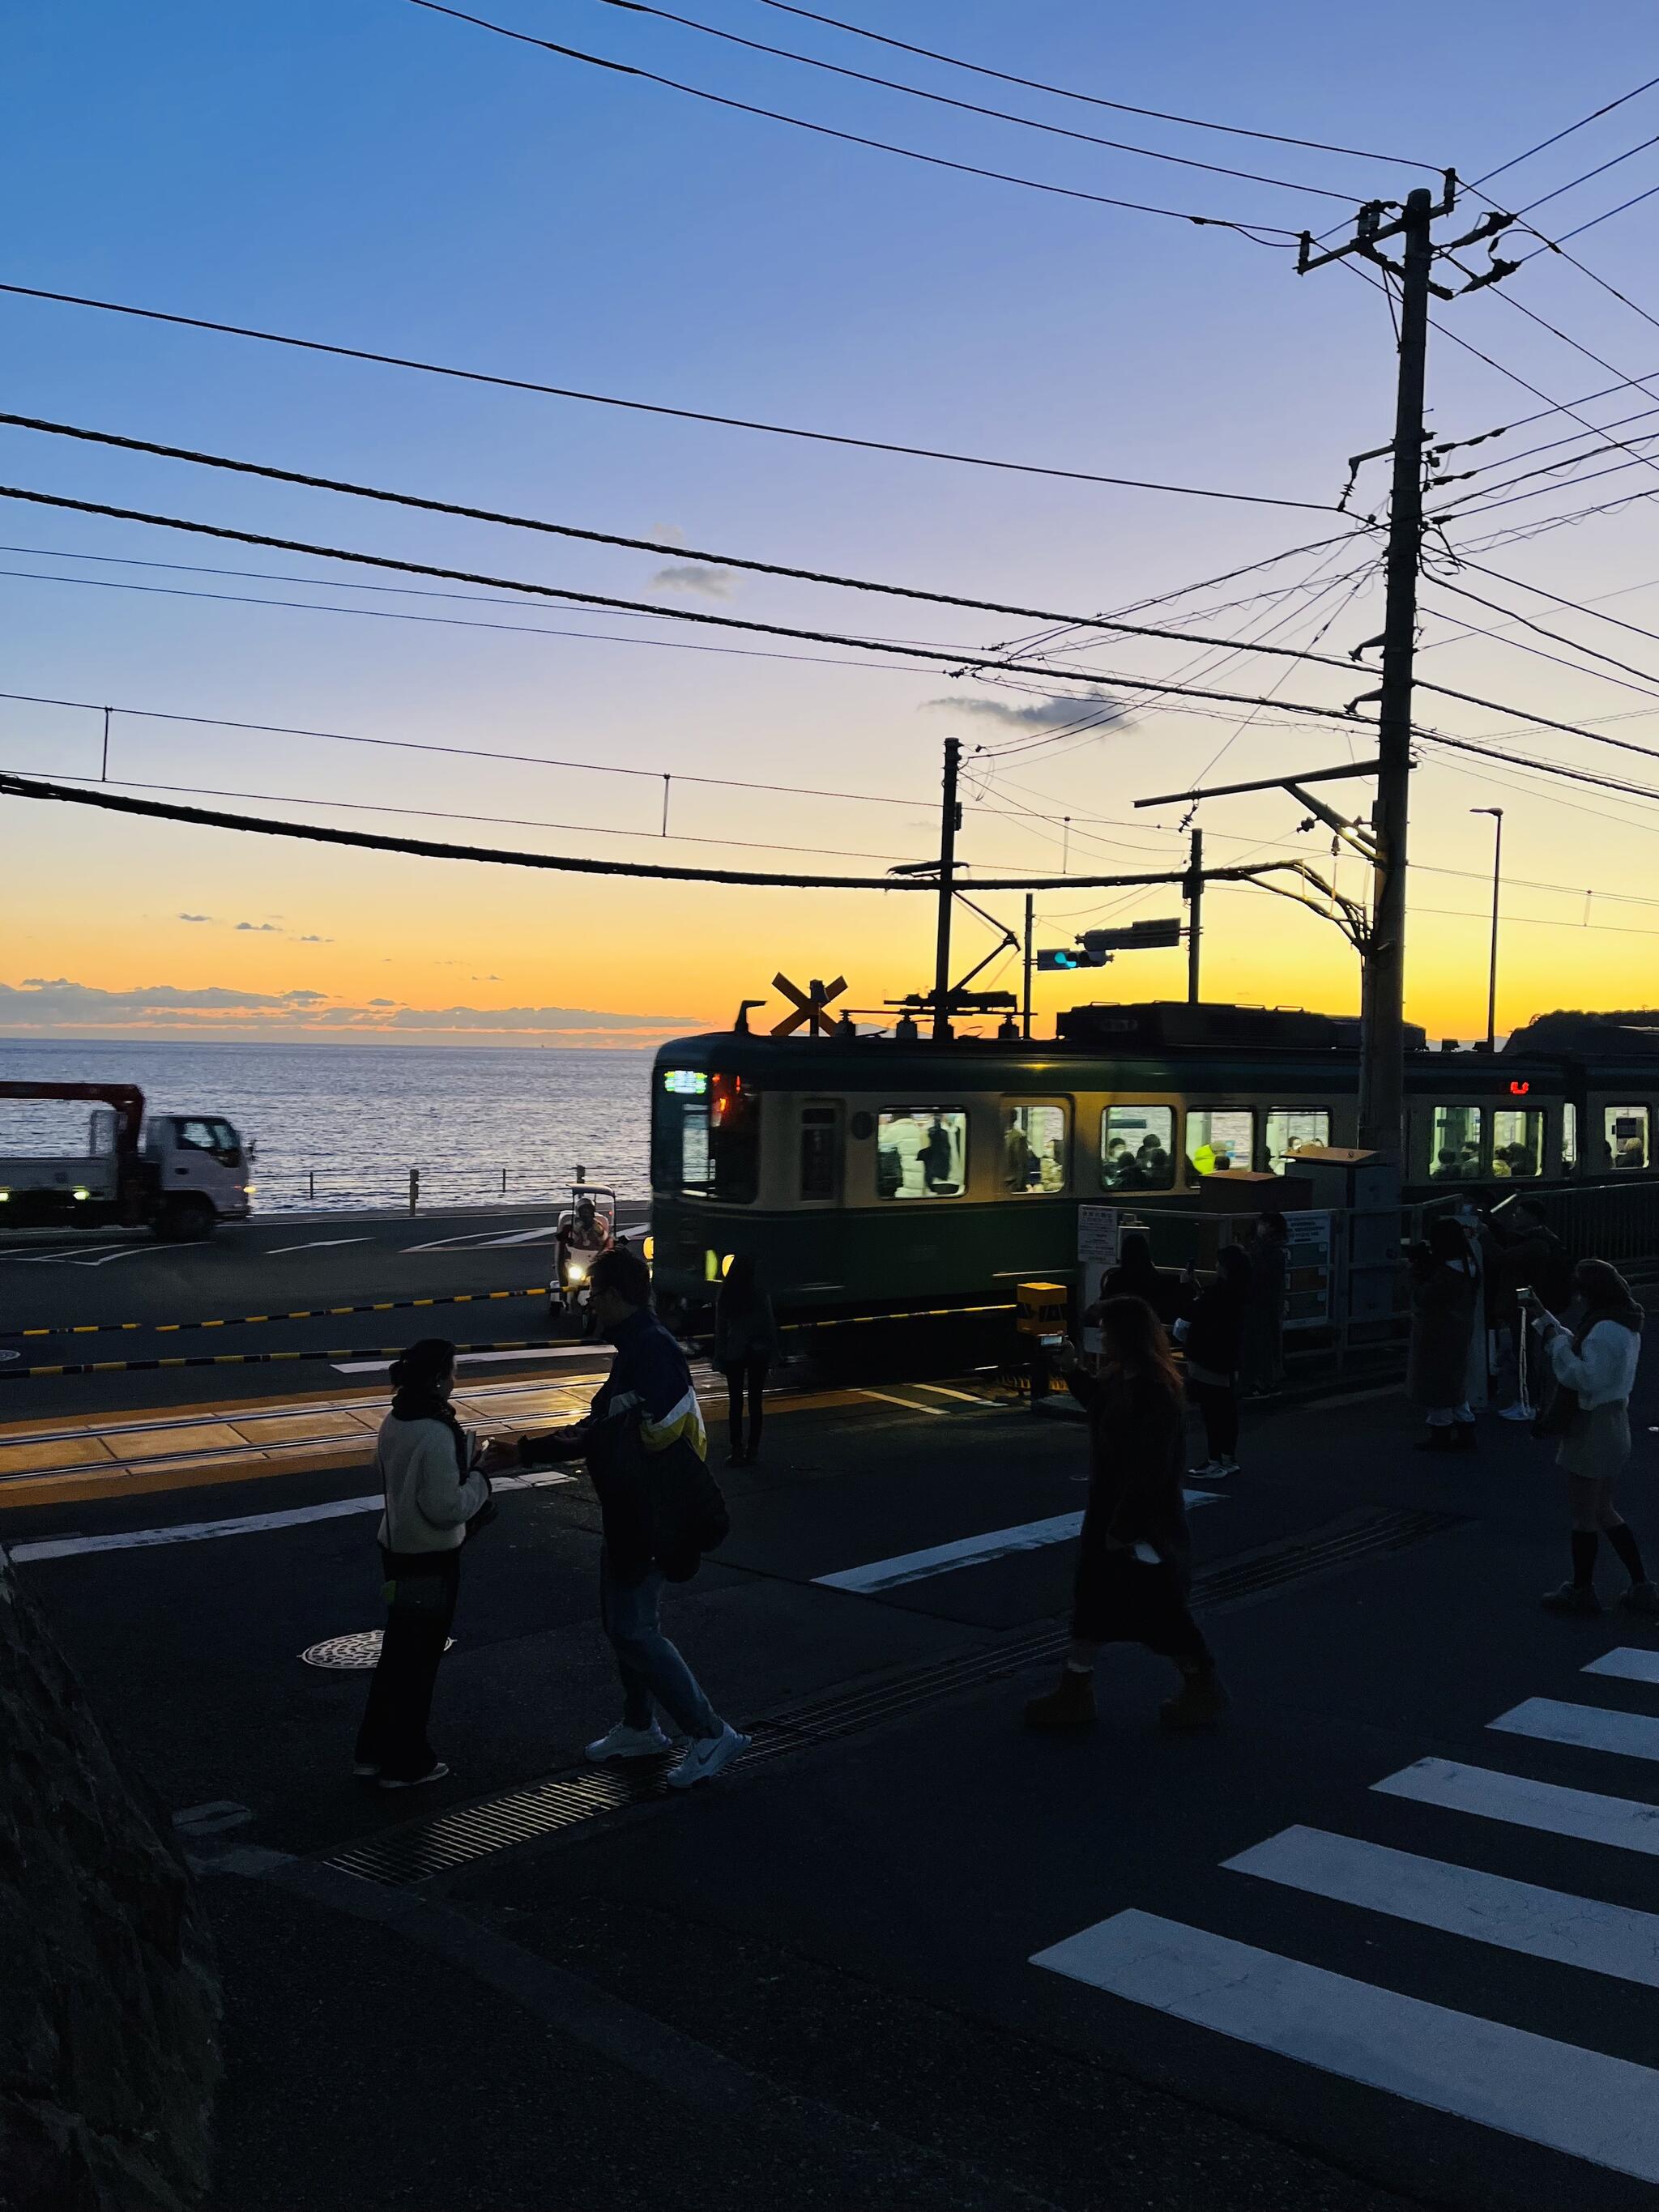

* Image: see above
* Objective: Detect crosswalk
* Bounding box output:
[1031,1644,1659,2188]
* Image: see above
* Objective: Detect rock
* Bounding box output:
[0,1556,220,2210]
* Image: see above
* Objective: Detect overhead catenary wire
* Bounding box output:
[398,0,1302,238]
[1512,125,1659,217]
[1470,74,1659,188]
[0,279,1330,506]
[585,0,1367,200]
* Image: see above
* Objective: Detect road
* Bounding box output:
[0,1202,648,1417]
[9,1354,1659,2211]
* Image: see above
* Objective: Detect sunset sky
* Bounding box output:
[5,1,1659,1046]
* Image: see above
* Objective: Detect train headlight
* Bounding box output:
[72,1187,91,1201]
[642,1233,655,1263]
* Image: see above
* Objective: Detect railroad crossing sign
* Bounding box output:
[772,971,847,1036]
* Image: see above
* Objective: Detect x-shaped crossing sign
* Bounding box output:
[771,970,847,1037]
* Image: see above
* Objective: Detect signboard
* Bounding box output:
[1077,1204,1121,1357]
[1284,1208,1334,1330]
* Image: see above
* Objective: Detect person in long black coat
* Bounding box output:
[1406,1217,1479,1452]
[1024,1295,1228,1735]
[1176,1244,1252,1479]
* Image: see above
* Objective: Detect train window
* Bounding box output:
[1491,1108,1542,1179]
[1606,1105,1649,1170]
[1563,1102,1579,1174]
[1102,1106,1174,1191]
[1430,1104,1483,1178]
[1266,1108,1330,1172]
[876,1107,966,1198]
[1004,1103,1067,1193]
[1187,1110,1255,1177]
[800,1104,838,1201]
[652,1070,760,1201]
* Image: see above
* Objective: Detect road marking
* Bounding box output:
[75,1245,170,1267]
[1226,1823,1659,1988]
[4,1469,572,1562]
[331,1345,602,1375]
[1490,1696,1659,1765]
[474,1225,561,1247]
[263,1237,374,1255]
[400,1230,517,1252]
[11,1242,134,1265]
[1584,1647,1659,1686]
[1029,1908,1659,2185]
[814,1492,1216,1594]
[1372,1758,1659,1858]
[912,1383,989,1403]
[856,1387,948,1417]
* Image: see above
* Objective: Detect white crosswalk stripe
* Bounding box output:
[1031,1650,1659,2187]
[814,1491,1218,1595]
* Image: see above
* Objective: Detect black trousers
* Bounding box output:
[1189,1377,1239,1460]
[355,1549,459,1779]
[723,1355,770,1456]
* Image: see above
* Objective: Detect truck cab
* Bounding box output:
[140,1114,252,1238]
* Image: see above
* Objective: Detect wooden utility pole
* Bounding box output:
[932,736,961,1042]
[1021,891,1034,1040]
[1184,827,1204,1004]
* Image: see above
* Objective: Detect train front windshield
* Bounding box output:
[653,1069,761,1202]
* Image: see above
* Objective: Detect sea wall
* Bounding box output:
[0,1556,220,2211]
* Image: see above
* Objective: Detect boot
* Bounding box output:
[1024,1668,1097,1733]
[1412,1427,1454,1453]
[1540,1580,1601,1616]
[1620,1580,1659,1617]
[1160,1664,1230,1732]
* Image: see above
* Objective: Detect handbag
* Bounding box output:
[588,1411,729,1581]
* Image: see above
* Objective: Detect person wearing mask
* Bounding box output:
[1241,1212,1290,1398]
[1526,1260,1659,1617]
[1085,1230,1183,1327]
[493,1246,748,1788]
[354,1337,493,1789]
[1024,1296,1226,1735]
[1405,1218,1479,1451]
[1176,1245,1252,1479]
[713,1253,779,1466]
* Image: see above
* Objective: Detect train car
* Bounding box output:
[647,1003,1659,1328]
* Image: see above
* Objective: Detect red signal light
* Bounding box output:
[1509,1080,1530,1096]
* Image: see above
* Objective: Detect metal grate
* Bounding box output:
[323,1506,1461,1886]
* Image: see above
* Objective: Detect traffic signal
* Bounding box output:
[1036,947,1112,971]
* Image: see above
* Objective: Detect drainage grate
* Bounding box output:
[322,1505,1461,1885]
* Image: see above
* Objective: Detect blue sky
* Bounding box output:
[4,2,1659,1038]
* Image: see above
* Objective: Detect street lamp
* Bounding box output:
[1471,808,1503,1051]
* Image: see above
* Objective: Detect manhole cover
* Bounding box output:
[301,1630,455,1669]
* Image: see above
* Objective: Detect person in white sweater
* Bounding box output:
[1523,1260,1658,1618]
[354,1338,492,1786]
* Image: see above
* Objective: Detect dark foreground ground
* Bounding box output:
[8,1355,1659,2212]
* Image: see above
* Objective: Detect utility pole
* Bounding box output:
[1297,175,1513,1157]
[1473,806,1503,1050]
[1184,827,1204,1004]
[1021,892,1034,1040]
[932,735,961,1042]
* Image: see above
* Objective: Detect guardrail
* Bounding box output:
[249,1166,647,1213]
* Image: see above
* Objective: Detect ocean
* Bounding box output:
[0,1042,655,1213]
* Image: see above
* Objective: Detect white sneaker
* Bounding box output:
[667,1723,751,1790]
[1187,1459,1230,1480]
[586,1720,673,1762]
[1498,1403,1537,1422]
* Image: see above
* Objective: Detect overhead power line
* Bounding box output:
[1470,73,1659,187]
[1457,553,1659,654]
[1512,124,1659,217]
[0,767,1299,896]
[399,0,1300,237]
[0,279,1328,508]
[587,0,1363,199]
[0,479,1384,727]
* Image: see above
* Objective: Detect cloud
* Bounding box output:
[298,934,332,944]
[0,978,701,1043]
[923,688,1135,734]
[472,974,501,982]
[235,920,281,933]
[177,913,214,923]
[650,564,736,600]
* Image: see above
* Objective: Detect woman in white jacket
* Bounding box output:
[354,1338,492,1787]
[1526,1261,1659,1617]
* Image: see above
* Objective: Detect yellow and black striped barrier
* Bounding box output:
[0,1336,579,1382]
[783,1302,1015,1332]
[0,1285,547,1343]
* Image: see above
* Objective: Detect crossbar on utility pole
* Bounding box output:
[932,736,961,1042]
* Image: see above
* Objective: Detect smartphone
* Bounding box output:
[1039,1333,1064,1349]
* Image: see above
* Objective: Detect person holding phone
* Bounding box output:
[354,1337,493,1789]
[1024,1297,1227,1735]
[1524,1263,1659,1617]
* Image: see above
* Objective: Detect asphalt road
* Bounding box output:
[11,1359,1659,2210]
[0,1202,650,1417]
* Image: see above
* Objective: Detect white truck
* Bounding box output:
[0,1081,253,1240]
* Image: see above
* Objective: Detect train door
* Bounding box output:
[798,1100,842,1204]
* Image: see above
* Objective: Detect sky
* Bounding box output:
[4,0,1659,1045]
